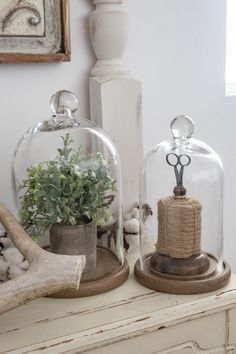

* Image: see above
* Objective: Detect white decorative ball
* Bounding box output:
[124,218,139,234]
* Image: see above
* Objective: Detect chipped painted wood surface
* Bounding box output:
[154,345,226,354]
[84,313,226,353]
[1,273,236,353]
[229,307,236,346]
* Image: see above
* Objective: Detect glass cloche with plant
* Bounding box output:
[13,90,128,297]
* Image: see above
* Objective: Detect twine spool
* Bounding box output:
[157,196,202,259]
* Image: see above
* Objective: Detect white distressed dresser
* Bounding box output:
[0,269,236,354]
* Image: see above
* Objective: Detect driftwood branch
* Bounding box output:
[0,202,86,315]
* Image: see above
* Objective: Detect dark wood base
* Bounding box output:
[150,251,210,276]
[134,253,231,295]
[48,247,129,298]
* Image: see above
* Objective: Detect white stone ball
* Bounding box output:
[124,218,139,234]
[132,207,139,220]
[0,236,14,249]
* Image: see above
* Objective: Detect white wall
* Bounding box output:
[0,0,236,270]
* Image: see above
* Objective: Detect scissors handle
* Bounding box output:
[179,154,191,167]
[166,153,191,195]
[166,153,178,167]
[166,153,191,167]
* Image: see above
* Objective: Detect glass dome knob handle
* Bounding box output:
[170,115,194,139]
[50,90,78,117]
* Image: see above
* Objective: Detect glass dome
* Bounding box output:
[13,90,129,297]
[134,115,231,294]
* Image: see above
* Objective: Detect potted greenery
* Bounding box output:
[18,134,116,273]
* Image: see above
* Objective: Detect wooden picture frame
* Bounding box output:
[0,0,70,63]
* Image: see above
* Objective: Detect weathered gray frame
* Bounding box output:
[0,0,70,63]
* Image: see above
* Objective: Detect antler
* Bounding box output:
[0,202,86,315]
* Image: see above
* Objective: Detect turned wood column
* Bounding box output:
[88,0,143,213]
[89,0,128,77]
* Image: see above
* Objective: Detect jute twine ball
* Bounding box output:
[157,196,202,259]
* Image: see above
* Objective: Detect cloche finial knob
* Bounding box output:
[50,90,78,117]
[170,115,194,139]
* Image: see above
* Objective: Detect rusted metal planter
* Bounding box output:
[50,221,97,273]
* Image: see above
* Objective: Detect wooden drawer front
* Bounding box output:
[154,345,225,354]
[84,312,226,354]
[5,311,226,354]
[229,307,236,346]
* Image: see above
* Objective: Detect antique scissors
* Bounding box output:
[166,153,191,187]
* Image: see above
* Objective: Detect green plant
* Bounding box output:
[19,134,116,239]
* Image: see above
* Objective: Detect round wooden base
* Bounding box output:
[49,247,129,298]
[134,253,231,295]
[150,251,210,276]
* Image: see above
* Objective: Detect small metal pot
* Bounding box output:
[50,220,97,273]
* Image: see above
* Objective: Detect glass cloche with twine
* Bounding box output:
[13,90,129,297]
[134,115,231,294]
